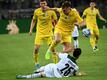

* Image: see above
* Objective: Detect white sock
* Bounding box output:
[74,39,79,48]
[26,73,41,78]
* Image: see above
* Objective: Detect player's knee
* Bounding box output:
[55,39,61,43]
[34,45,40,53]
[73,37,78,40]
[95,35,99,40]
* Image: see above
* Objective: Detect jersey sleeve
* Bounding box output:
[51,11,57,20]
[33,10,37,21]
[58,53,68,59]
[74,9,83,23]
[83,9,87,16]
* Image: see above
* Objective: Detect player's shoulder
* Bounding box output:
[72,8,78,12]
[58,53,68,58]
[72,8,79,13]
[71,8,79,14]
[72,8,77,11]
[59,52,68,55]
[94,8,99,12]
[34,8,41,13]
[48,9,55,13]
[84,7,90,11]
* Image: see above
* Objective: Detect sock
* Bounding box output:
[52,54,58,64]
[26,73,41,78]
[74,39,79,48]
[90,36,96,49]
[34,53,39,64]
[95,38,98,47]
[48,40,57,51]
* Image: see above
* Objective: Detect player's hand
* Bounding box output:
[29,31,32,36]
[76,72,87,77]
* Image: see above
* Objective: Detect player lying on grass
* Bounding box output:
[16,48,86,79]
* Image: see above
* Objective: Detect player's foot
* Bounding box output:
[16,75,27,79]
[45,49,52,60]
[92,46,99,52]
[35,63,41,70]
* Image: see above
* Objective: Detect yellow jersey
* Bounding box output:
[33,8,57,37]
[55,8,83,34]
[83,7,100,25]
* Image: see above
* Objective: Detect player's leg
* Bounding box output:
[90,30,99,52]
[62,35,74,53]
[34,45,41,69]
[16,72,45,79]
[63,42,74,53]
[93,27,99,51]
[90,30,96,50]
[45,32,61,60]
[34,36,42,69]
[16,63,56,79]
[44,63,56,77]
[72,26,79,48]
[52,52,58,63]
[46,37,58,63]
[73,37,79,48]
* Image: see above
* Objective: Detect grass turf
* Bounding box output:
[0,29,107,80]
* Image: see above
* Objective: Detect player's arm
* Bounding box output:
[97,9,107,23]
[50,8,58,12]
[82,9,87,20]
[79,9,88,28]
[45,6,60,12]
[29,11,37,35]
[29,19,36,35]
[51,11,58,27]
[70,70,87,77]
[74,10,86,28]
[75,20,86,28]
[75,71,87,77]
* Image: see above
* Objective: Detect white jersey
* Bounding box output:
[53,53,79,78]
[72,26,79,37]
[43,53,79,78]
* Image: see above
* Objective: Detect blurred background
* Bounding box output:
[0,0,107,34]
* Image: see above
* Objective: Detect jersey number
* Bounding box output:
[60,63,74,76]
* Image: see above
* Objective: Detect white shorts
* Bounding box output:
[44,63,62,78]
[44,63,56,77]
[72,26,79,37]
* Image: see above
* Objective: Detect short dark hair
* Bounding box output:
[40,0,46,2]
[73,48,81,59]
[90,0,96,3]
[62,1,71,9]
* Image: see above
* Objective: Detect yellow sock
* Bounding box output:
[52,54,58,64]
[49,40,57,51]
[90,36,96,48]
[34,53,39,64]
[95,38,98,45]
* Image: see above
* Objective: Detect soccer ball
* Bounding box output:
[82,28,91,37]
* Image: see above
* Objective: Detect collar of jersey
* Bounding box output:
[67,55,76,64]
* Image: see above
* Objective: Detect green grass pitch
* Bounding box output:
[0,29,107,80]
